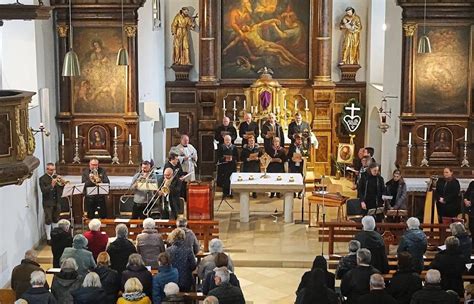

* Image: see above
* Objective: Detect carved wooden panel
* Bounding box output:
[199,132,216,177]
[169,91,197,105]
[0,113,12,157]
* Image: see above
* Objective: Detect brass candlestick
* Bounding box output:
[112,138,120,164]
[406,143,412,167]
[72,138,80,164]
[461,141,470,167]
[60,145,66,164]
[420,140,429,167]
[128,145,133,165]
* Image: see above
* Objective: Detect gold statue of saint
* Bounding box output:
[339,7,362,65]
[171,7,197,65]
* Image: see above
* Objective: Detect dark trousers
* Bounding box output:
[161,197,178,220]
[86,196,107,219]
[132,203,147,219]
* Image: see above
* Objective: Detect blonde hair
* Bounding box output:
[124,277,143,293]
[167,228,185,244]
[96,251,111,266]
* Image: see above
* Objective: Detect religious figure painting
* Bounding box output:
[88,125,107,151]
[336,143,354,164]
[433,128,453,153]
[415,26,470,115]
[72,27,126,114]
[221,0,310,79]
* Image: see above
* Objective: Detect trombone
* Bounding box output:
[143,168,179,217]
[119,166,156,204]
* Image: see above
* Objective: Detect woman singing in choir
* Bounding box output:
[435,167,461,223]
[265,137,286,198]
[240,135,262,198]
[357,162,385,222]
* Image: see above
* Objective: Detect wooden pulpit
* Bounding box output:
[187,180,215,220]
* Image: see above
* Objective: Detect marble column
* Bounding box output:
[401,23,417,116]
[198,0,217,84]
[313,0,333,84]
[125,25,138,114]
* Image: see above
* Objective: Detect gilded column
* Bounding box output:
[125,25,138,114]
[198,0,217,83]
[401,23,417,116]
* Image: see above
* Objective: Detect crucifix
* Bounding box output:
[344,103,361,119]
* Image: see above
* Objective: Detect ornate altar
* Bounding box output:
[51,0,145,176]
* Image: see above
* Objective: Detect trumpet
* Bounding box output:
[143,169,179,217]
[52,173,69,186]
[89,168,102,185]
[119,166,156,204]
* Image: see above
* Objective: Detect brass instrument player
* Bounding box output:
[81,158,110,219]
[130,160,158,219]
[39,163,66,244]
[156,167,181,220]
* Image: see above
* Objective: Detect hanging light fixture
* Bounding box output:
[62,0,80,76]
[417,0,432,54]
[116,0,129,66]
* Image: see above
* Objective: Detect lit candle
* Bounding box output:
[465,128,468,141]
[223,98,225,109]
[39,122,44,128]
[114,126,117,139]
[233,100,236,110]
[295,99,298,110]
[424,127,427,141]
[243,100,246,110]
[276,106,280,113]
[408,132,412,145]
[250,106,254,113]
[129,134,132,147]
[305,99,308,109]
[61,133,64,146]
[284,99,287,109]
[75,126,78,139]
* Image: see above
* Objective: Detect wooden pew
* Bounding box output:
[85,219,219,252]
[0,289,15,304]
[318,221,450,254]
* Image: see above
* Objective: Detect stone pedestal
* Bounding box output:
[171,64,193,81]
[338,64,361,82]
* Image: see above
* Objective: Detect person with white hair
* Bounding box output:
[51,219,73,268]
[208,267,245,304]
[136,217,165,268]
[71,272,107,303]
[430,236,467,297]
[214,116,237,145]
[177,216,200,255]
[83,218,109,260]
[357,273,397,304]
[174,134,198,182]
[197,238,234,280]
[166,228,197,292]
[216,134,239,198]
[354,216,389,274]
[107,223,137,274]
[161,282,185,303]
[20,270,57,303]
[11,250,48,300]
[121,254,153,298]
[336,240,361,279]
[203,295,219,304]
[340,248,380,304]
[60,234,96,276]
[410,269,458,304]
[450,221,472,263]
[397,216,427,273]
[51,258,83,304]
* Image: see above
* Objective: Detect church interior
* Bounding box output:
[0,0,474,303]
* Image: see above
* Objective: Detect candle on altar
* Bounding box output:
[233,100,236,110]
[423,127,427,141]
[75,126,78,139]
[129,134,132,147]
[465,128,468,141]
[114,126,118,139]
[61,133,64,146]
[243,100,246,110]
[294,99,298,110]
[284,99,287,109]
[305,99,308,109]
[408,132,412,145]
[223,98,225,109]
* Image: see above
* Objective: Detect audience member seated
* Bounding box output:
[152,252,179,304]
[197,238,234,280]
[60,234,96,276]
[51,258,83,304]
[386,252,422,304]
[107,224,137,275]
[71,272,107,304]
[203,296,219,304]
[20,270,57,304]
[397,217,427,273]
[84,219,109,261]
[464,284,474,304]
[357,273,397,304]
[297,255,335,294]
[354,216,389,274]
[51,219,73,268]
[336,240,361,279]
[93,251,120,304]
[340,248,380,304]
[295,269,339,304]
[203,253,240,295]
[208,267,245,304]
[11,250,47,300]
[161,282,185,304]
[136,218,166,269]
[410,269,458,304]
[450,222,472,263]
[429,236,467,297]
[177,216,200,255]
[166,228,197,292]
[121,253,153,298]
[117,278,152,304]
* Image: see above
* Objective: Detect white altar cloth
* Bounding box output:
[230,172,304,223]
[404,177,472,192]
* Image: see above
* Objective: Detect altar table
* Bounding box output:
[230,172,304,223]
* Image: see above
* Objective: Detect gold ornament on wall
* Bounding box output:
[27,127,36,155]
[57,24,69,38]
[15,108,26,161]
[403,23,417,37]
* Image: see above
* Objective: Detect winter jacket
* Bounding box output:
[202,271,240,295]
[182,227,200,255]
[11,259,48,299]
[107,237,137,275]
[455,232,472,263]
[121,264,153,298]
[166,240,197,292]
[136,229,165,268]
[197,252,234,280]
[152,265,179,304]
[336,253,357,279]
[340,265,380,304]
[358,289,397,304]
[386,269,423,304]
[83,230,109,261]
[385,179,408,210]
[60,235,96,276]
[71,286,107,304]
[397,229,428,273]
[410,284,458,304]
[51,269,84,304]
[355,230,389,274]
[295,287,339,304]
[429,249,467,297]
[20,286,57,304]
[51,228,73,268]
[93,266,120,304]
[207,282,245,304]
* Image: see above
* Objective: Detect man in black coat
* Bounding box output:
[81,158,110,219]
[355,216,389,274]
[164,152,187,202]
[287,112,311,146]
[208,267,245,304]
[20,270,56,304]
[261,112,285,151]
[288,134,305,198]
[386,252,422,304]
[410,269,458,304]
[39,162,64,243]
[434,167,461,223]
[11,250,48,299]
[336,240,361,279]
[239,112,259,146]
[357,273,397,304]
[106,224,137,275]
[214,116,237,145]
[50,219,73,268]
[341,248,380,304]
[357,162,385,222]
[216,135,239,198]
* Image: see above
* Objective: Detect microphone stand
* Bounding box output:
[215,161,234,211]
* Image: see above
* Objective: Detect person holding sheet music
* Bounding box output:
[357,162,385,222]
[131,160,159,219]
[216,135,239,199]
[288,134,305,199]
[261,112,284,151]
[384,169,407,210]
[214,116,237,145]
[434,167,461,223]
[174,134,198,182]
[82,158,110,219]
[240,135,261,199]
[287,112,311,146]
[39,162,65,244]
[265,137,286,198]
[239,112,259,146]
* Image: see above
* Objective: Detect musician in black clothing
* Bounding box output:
[287,134,305,198]
[287,112,311,145]
[81,158,110,219]
[240,135,261,198]
[164,152,187,201]
[261,112,285,151]
[156,167,181,220]
[265,137,286,198]
[214,116,237,145]
[357,162,385,222]
[239,112,259,146]
[464,181,474,238]
[435,167,461,223]
[216,135,239,198]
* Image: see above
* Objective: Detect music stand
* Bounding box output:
[86,183,110,223]
[62,183,85,235]
[215,162,233,211]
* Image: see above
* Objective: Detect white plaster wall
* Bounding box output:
[332,0,369,82]
[367,0,385,84]
[164,0,200,82]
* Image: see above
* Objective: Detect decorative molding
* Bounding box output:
[57,24,69,38]
[403,23,417,37]
[124,25,137,38]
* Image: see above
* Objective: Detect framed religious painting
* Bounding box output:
[85,125,111,160]
[336,143,354,164]
[220,0,311,80]
[71,27,127,115]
